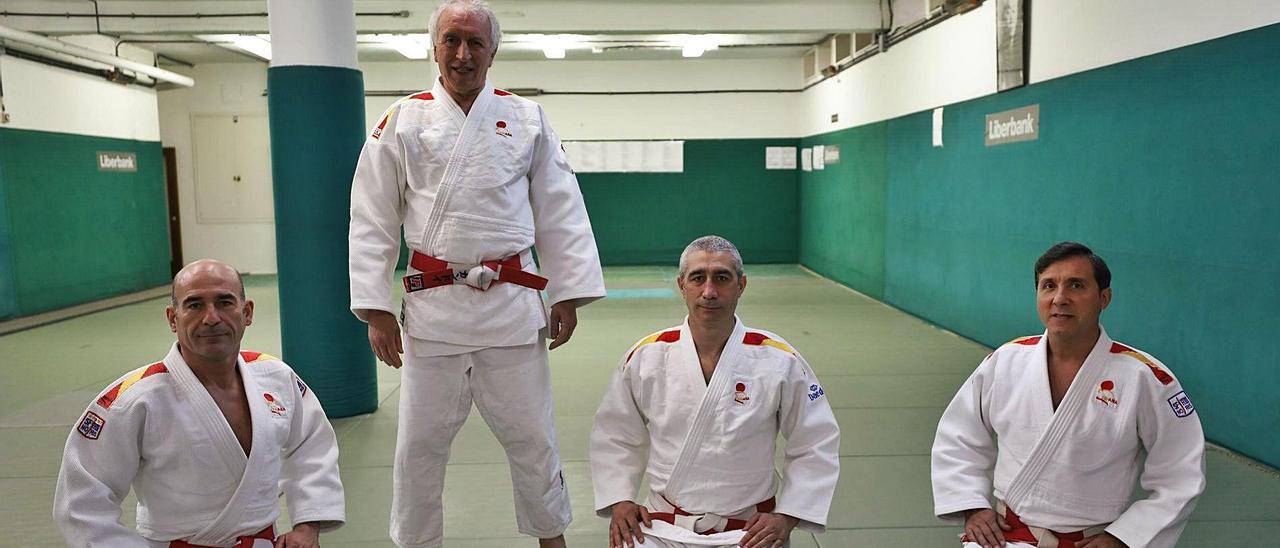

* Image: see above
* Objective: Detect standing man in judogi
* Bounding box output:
[590,236,841,548]
[347,0,605,546]
[54,259,345,548]
[931,242,1205,548]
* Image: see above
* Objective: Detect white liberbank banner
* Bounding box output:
[985,104,1039,146]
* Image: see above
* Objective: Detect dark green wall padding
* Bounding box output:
[268,65,377,418]
[800,23,1280,468]
[578,139,800,266]
[0,128,169,320]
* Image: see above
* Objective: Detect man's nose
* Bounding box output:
[455,43,471,60]
[702,284,718,300]
[201,307,221,325]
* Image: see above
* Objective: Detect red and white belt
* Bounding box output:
[649,493,777,535]
[168,524,274,548]
[402,250,548,293]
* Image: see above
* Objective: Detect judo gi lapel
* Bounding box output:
[165,344,248,476]
[184,353,278,546]
[1005,329,1114,509]
[422,77,498,254]
[664,317,748,499]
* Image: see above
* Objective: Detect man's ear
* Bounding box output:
[1100,287,1112,310]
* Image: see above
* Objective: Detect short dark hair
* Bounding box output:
[1034,241,1111,291]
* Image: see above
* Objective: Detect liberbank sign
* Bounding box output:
[97,151,138,172]
[985,104,1039,146]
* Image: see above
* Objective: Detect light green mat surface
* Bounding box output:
[1,266,1275,546]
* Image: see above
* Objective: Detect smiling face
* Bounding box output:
[433,5,496,105]
[678,250,747,325]
[1035,255,1111,340]
[167,260,253,366]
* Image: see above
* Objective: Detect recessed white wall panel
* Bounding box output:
[158,63,278,273]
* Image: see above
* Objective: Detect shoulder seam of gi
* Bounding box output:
[625,328,681,363]
[742,331,795,355]
[96,361,168,409]
[240,350,280,364]
[1005,335,1041,347]
[1108,341,1174,385]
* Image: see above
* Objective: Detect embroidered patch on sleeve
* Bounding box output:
[296,376,309,397]
[78,411,106,440]
[807,383,825,402]
[1167,391,1195,418]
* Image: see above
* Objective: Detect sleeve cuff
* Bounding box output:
[351,304,395,322]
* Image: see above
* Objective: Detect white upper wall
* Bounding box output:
[0,36,160,141]
[800,2,996,136]
[802,0,1280,134]
[361,58,803,138]
[1030,0,1280,84]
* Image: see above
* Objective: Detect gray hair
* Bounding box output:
[429,0,502,51]
[678,235,744,278]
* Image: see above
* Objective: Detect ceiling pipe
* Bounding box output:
[0,23,193,87]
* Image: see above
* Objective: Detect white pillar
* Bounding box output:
[267,0,358,69]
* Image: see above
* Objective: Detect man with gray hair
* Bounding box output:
[348,0,605,546]
[590,236,841,547]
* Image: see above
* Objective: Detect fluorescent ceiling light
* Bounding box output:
[197,34,272,61]
[679,35,720,58]
[523,34,580,59]
[369,33,431,60]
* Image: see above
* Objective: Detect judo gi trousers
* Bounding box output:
[391,342,571,547]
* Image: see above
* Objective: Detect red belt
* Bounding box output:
[402,250,548,293]
[649,495,776,535]
[961,507,1085,547]
[168,525,273,548]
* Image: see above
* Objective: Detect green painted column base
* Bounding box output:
[267,65,376,417]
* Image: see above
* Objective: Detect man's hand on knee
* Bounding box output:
[739,512,798,548]
[366,310,403,368]
[609,500,652,548]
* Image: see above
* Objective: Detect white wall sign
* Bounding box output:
[801,148,813,172]
[813,145,825,170]
[985,104,1039,146]
[96,151,138,172]
[823,144,841,165]
[562,140,684,173]
[933,107,945,147]
[765,146,797,170]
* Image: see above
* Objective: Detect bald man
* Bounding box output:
[54,259,346,548]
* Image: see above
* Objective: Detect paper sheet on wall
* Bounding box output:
[562,140,684,172]
[801,148,812,171]
[813,145,825,170]
[765,146,797,170]
[933,107,944,147]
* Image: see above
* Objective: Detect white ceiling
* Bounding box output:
[0,0,886,66]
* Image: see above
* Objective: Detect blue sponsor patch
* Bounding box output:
[296,376,309,397]
[78,411,105,440]
[1167,391,1195,418]
[807,383,825,402]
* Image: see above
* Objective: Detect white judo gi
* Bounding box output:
[591,318,841,547]
[53,345,345,547]
[349,77,605,546]
[931,327,1205,548]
